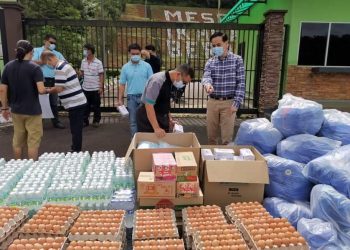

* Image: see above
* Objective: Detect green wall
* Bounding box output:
[237,0,350,65]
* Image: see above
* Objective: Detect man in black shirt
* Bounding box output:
[0,40,47,160]
[136,64,194,138]
[142,44,161,73]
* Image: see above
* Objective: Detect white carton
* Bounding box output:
[239,148,255,161]
[214,148,235,160]
[173,124,184,133]
[201,149,214,161]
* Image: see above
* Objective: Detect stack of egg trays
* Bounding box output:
[18,204,80,239]
[182,205,227,250]
[68,210,126,242]
[132,208,179,241]
[0,207,29,250]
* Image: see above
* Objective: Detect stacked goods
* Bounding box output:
[276,134,341,164]
[226,202,308,249]
[202,148,256,161]
[0,207,29,249]
[67,240,123,249]
[182,205,250,249]
[263,197,312,228]
[8,237,66,250]
[20,204,80,236]
[69,210,125,241]
[133,208,178,240]
[264,154,312,202]
[234,118,283,154]
[271,94,324,137]
[297,218,338,250]
[0,160,31,204]
[133,239,185,250]
[310,185,350,247]
[319,109,350,145]
[175,152,199,198]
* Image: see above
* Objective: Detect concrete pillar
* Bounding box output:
[0,1,24,63]
[258,10,287,115]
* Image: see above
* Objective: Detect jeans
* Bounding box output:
[49,93,60,124]
[68,105,85,152]
[83,90,101,124]
[127,94,142,137]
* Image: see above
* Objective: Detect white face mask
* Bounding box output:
[83,50,88,57]
[49,44,56,51]
[174,80,185,89]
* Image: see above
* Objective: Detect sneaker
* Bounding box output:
[92,122,100,128]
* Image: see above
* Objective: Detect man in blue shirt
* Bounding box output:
[202,32,246,145]
[118,43,153,137]
[33,34,66,129]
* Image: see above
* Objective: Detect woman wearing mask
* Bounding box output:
[0,40,47,160]
[136,64,194,138]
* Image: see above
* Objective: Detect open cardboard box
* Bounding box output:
[201,145,269,208]
[125,133,201,181]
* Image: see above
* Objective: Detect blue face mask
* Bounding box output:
[131,55,141,63]
[212,46,224,57]
[49,44,56,51]
[174,80,185,89]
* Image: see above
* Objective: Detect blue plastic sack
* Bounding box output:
[310,185,350,248]
[319,109,350,146]
[264,154,313,202]
[276,134,341,164]
[234,118,283,154]
[271,94,324,137]
[303,145,350,198]
[263,197,312,227]
[297,218,337,249]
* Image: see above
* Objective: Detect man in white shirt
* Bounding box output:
[80,44,104,127]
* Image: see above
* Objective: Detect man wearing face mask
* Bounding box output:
[80,44,104,128]
[202,32,245,145]
[118,43,153,137]
[33,34,66,129]
[136,64,194,138]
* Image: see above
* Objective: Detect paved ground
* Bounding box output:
[0,113,243,160]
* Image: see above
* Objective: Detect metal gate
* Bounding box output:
[23,19,264,115]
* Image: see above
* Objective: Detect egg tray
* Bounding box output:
[62,240,124,250]
[192,233,249,250]
[0,211,29,249]
[7,237,68,250]
[133,209,179,241]
[235,222,309,250]
[225,206,272,225]
[133,239,186,250]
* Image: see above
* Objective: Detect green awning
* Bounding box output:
[220,0,266,23]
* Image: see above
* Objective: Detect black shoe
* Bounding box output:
[92,122,100,128]
[83,121,89,127]
[53,122,65,129]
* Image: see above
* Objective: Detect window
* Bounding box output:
[298,22,350,66]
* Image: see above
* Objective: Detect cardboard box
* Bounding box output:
[137,172,176,198]
[125,133,201,181]
[152,153,177,180]
[176,176,199,197]
[138,188,203,210]
[202,145,269,208]
[175,152,197,177]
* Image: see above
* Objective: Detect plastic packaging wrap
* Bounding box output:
[263,197,312,227]
[319,109,350,145]
[234,118,283,154]
[271,94,324,137]
[264,154,313,202]
[276,134,341,164]
[310,185,350,248]
[297,218,337,249]
[137,141,179,149]
[303,145,350,198]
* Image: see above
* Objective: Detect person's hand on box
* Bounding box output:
[155,127,166,138]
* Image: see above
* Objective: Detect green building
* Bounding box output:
[223,0,350,110]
